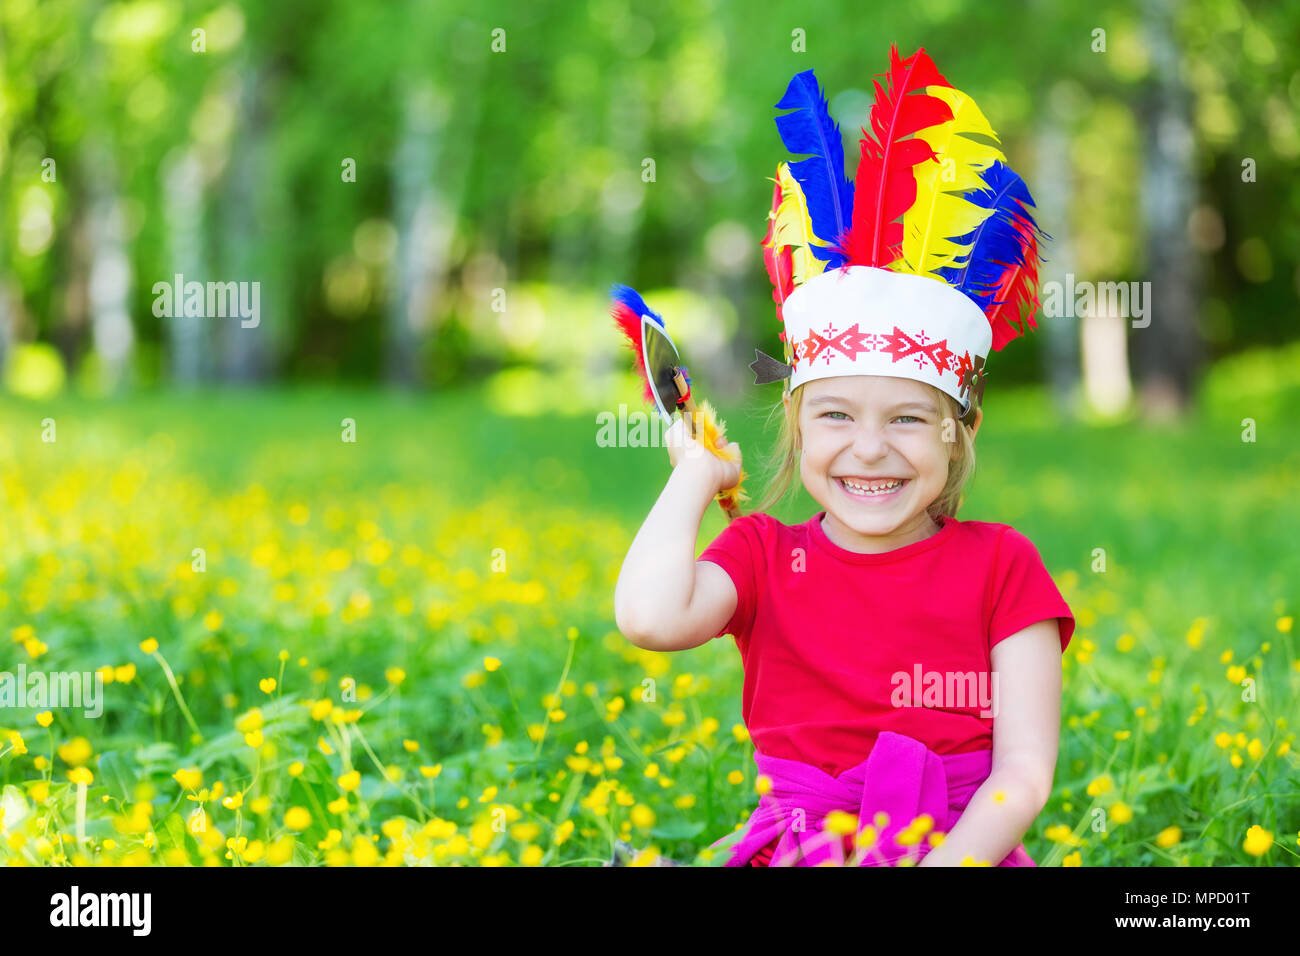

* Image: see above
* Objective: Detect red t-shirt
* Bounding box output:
[699,510,1074,781]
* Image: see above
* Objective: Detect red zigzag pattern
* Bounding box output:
[794,323,973,384]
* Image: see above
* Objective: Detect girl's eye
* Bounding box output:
[821,411,849,420]
[894,415,922,424]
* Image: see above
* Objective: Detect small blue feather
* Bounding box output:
[609,283,665,328]
[774,70,855,269]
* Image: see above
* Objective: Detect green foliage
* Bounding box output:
[0,371,1296,865]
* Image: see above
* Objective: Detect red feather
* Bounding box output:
[760,172,795,323]
[986,212,1042,350]
[837,45,954,268]
[610,301,656,404]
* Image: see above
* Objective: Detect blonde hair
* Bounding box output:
[746,380,977,520]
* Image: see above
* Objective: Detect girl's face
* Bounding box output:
[789,375,965,554]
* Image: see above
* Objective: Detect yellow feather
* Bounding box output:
[900,86,1008,281]
[767,163,830,285]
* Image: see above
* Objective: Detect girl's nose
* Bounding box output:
[849,424,890,464]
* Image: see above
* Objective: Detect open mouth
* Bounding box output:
[836,476,908,501]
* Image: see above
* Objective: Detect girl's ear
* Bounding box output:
[968,407,983,440]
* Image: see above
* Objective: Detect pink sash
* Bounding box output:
[715,730,1036,867]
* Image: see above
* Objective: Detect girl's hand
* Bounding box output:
[664,416,742,496]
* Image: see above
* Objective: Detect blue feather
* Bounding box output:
[938,161,1044,310]
[609,283,665,328]
[774,70,855,269]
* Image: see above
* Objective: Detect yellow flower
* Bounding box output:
[1085,775,1112,797]
[67,767,94,785]
[420,764,442,778]
[386,667,406,685]
[288,761,304,777]
[1278,616,1294,634]
[222,791,244,810]
[553,820,575,845]
[628,846,660,867]
[337,771,361,792]
[284,807,312,831]
[630,805,656,828]
[1214,732,1232,749]
[483,656,501,672]
[114,663,136,683]
[755,774,773,796]
[1242,825,1273,856]
[139,638,158,654]
[35,711,53,728]
[732,723,750,743]
[30,781,50,804]
[510,822,542,843]
[243,729,264,749]
[1110,802,1133,824]
[235,708,264,734]
[1246,738,1264,761]
[1044,824,1083,846]
[824,811,859,836]
[1226,665,1246,684]
[1062,851,1082,866]
[1116,633,1136,653]
[327,796,349,814]
[727,770,744,785]
[57,736,92,766]
[173,767,203,791]
[204,610,224,631]
[520,845,544,866]
[1155,826,1181,848]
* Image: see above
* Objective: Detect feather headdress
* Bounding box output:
[755,46,1048,420]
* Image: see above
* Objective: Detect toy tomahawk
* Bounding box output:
[609,284,746,522]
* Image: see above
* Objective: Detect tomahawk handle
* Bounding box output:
[673,370,740,524]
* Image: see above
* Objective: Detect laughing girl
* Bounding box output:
[614,48,1074,866]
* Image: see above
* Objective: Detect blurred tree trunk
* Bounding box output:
[387,86,448,388]
[1034,104,1083,417]
[55,201,90,377]
[84,136,135,392]
[163,147,207,387]
[1136,0,1202,419]
[216,63,271,384]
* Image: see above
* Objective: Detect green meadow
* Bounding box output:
[1,344,1298,866]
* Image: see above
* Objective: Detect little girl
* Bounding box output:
[614,49,1075,866]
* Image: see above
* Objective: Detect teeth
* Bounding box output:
[841,478,903,496]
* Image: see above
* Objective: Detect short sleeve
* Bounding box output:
[987,527,1075,653]
[698,514,764,641]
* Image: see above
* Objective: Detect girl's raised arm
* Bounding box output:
[614,418,741,652]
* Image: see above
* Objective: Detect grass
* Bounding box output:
[0,358,1297,866]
